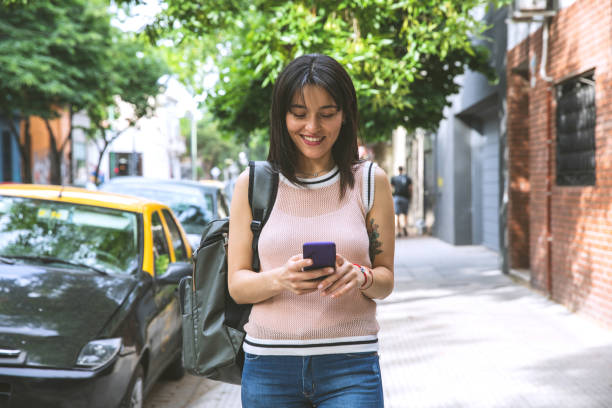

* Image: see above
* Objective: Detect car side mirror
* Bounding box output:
[157,262,192,285]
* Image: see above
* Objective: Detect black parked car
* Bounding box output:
[0,184,193,408]
[99,177,229,249]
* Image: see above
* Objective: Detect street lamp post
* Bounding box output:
[190,111,197,180]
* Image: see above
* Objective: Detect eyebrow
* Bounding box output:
[289,104,340,110]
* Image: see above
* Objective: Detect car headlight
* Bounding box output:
[76,338,122,369]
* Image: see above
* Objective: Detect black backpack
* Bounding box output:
[178,161,278,385]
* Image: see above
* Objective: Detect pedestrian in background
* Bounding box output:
[228,53,395,407]
[391,166,412,237]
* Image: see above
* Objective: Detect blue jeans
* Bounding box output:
[241,352,384,407]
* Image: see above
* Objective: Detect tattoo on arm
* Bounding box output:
[368,218,383,262]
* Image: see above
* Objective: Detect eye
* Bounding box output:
[319,110,338,119]
[319,106,341,118]
[289,110,306,119]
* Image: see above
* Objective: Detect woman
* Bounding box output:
[228,53,395,407]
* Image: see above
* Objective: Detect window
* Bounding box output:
[151,211,170,276]
[162,209,188,261]
[203,193,215,216]
[0,196,139,275]
[109,152,143,178]
[555,73,596,186]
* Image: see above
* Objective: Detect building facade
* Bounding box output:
[431,6,508,252]
[95,76,190,183]
[29,112,72,185]
[507,0,612,328]
[6,76,192,186]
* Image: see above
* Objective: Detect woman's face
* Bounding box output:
[285,85,344,165]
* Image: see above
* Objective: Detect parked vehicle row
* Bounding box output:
[99,177,230,249]
[0,184,194,408]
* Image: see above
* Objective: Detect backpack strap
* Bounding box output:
[248,161,279,271]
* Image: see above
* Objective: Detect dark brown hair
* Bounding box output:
[267,54,360,197]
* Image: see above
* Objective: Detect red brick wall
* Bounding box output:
[507,42,530,269]
[507,0,612,328]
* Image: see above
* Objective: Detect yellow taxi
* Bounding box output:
[0,184,193,408]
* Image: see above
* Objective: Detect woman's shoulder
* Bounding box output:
[234,168,250,189]
[362,162,391,192]
[353,160,387,177]
[355,161,389,212]
[229,169,251,205]
[352,160,371,174]
[373,164,388,180]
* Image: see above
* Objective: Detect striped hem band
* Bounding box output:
[243,335,379,356]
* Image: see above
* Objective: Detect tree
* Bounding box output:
[0,0,167,185]
[83,37,168,185]
[123,0,509,144]
[0,0,113,183]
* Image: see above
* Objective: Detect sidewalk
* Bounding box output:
[145,236,612,408]
[382,237,612,407]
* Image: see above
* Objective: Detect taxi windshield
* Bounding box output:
[0,196,140,275]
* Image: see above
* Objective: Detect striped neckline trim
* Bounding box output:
[280,166,340,189]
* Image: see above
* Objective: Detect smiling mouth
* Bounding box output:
[302,135,325,145]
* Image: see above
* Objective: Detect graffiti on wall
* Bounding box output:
[32,151,72,185]
[33,152,50,184]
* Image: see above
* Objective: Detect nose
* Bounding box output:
[304,114,320,133]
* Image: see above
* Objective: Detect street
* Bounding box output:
[3,2,612,407]
[145,236,612,408]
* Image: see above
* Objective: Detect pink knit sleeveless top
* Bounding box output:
[243,161,379,356]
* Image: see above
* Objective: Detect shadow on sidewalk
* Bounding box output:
[521,343,612,405]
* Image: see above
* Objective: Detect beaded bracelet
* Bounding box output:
[354,264,374,290]
[362,266,374,290]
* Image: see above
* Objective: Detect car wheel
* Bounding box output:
[121,365,144,408]
[162,352,185,381]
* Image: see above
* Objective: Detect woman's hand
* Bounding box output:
[275,255,336,295]
[317,254,365,298]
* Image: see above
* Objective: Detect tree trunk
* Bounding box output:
[67,106,74,184]
[93,126,126,186]
[7,116,32,183]
[94,140,109,186]
[24,119,32,183]
[45,119,63,185]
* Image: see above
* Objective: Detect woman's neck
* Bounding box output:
[295,159,336,178]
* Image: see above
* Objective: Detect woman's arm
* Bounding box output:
[227,169,332,304]
[316,166,395,300]
[360,166,395,299]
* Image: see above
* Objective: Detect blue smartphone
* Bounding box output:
[303,241,336,272]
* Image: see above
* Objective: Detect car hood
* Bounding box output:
[0,264,137,368]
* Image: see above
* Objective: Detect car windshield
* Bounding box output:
[100,183,213,235]
[0,196,140,275]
